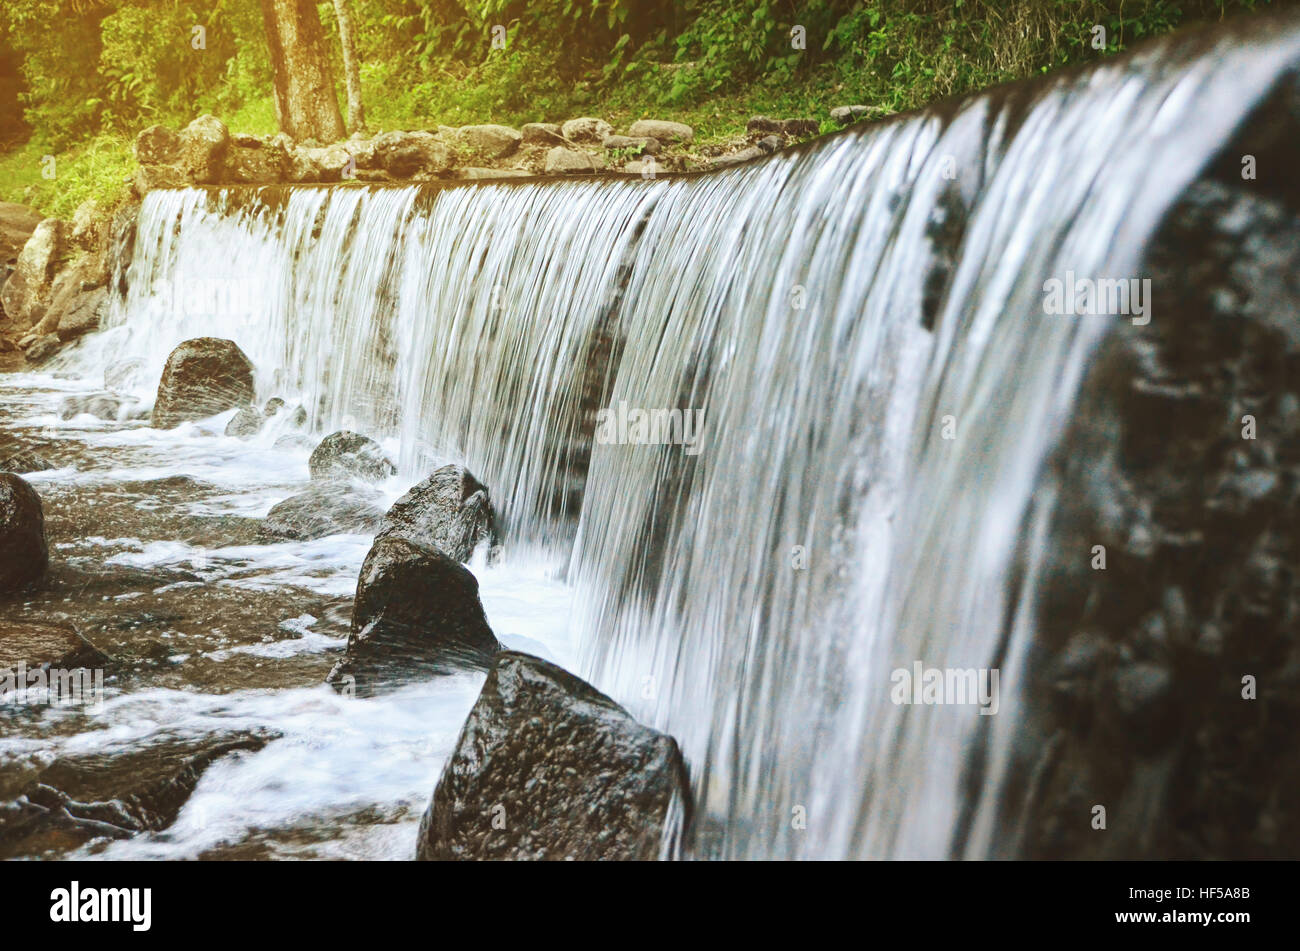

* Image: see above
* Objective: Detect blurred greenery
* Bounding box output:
[0,0,1287,216]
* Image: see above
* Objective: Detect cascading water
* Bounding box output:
[42,15,1300,859]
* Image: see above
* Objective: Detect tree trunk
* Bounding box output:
[259,0,345,143]
[332,0,365,134]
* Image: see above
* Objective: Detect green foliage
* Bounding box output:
[0,133,135,218]
[0,0,1289,215]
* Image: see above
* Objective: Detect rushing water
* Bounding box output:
[5,14,1300,859]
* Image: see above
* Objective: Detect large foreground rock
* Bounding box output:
[152,337,256,429]
[1009,79,1300,860]
[326,535,500,694]
[262,482,386,540]
[308,431,396,483]
[417,652,691,860]
[0,473,48,592]
[377,464,494,561]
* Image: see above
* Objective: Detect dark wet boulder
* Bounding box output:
[262,482,386,541]
[377,464,495,562]
[326,535,500,695]
[0,473,48,592]
[0,731,270,859]
[273,433,315,452]
[417,651,691,861]
[152,337,256,429]
[1012,92,1300,859]
[308,430,395,483]
[224,406,263,438]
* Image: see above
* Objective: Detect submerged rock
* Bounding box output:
[308,431,395,483]
[0,731,270,859]
[417,651,691,860]
[262,482,386,540]
[59,392,128,421]
[377,464,494,562]
[224,406,263,438]
[0,621,109,675]
[152,337,256,429]
[0,473,48,592]
[0,451,55,474]
[327,535,500,694]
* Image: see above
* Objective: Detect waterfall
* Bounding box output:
[65,15,1300,859]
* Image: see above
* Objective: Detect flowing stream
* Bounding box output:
[3,15,1299,859]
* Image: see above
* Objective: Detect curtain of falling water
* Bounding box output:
[79,15,1300,859]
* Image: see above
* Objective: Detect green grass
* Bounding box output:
[0,133,135,219]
